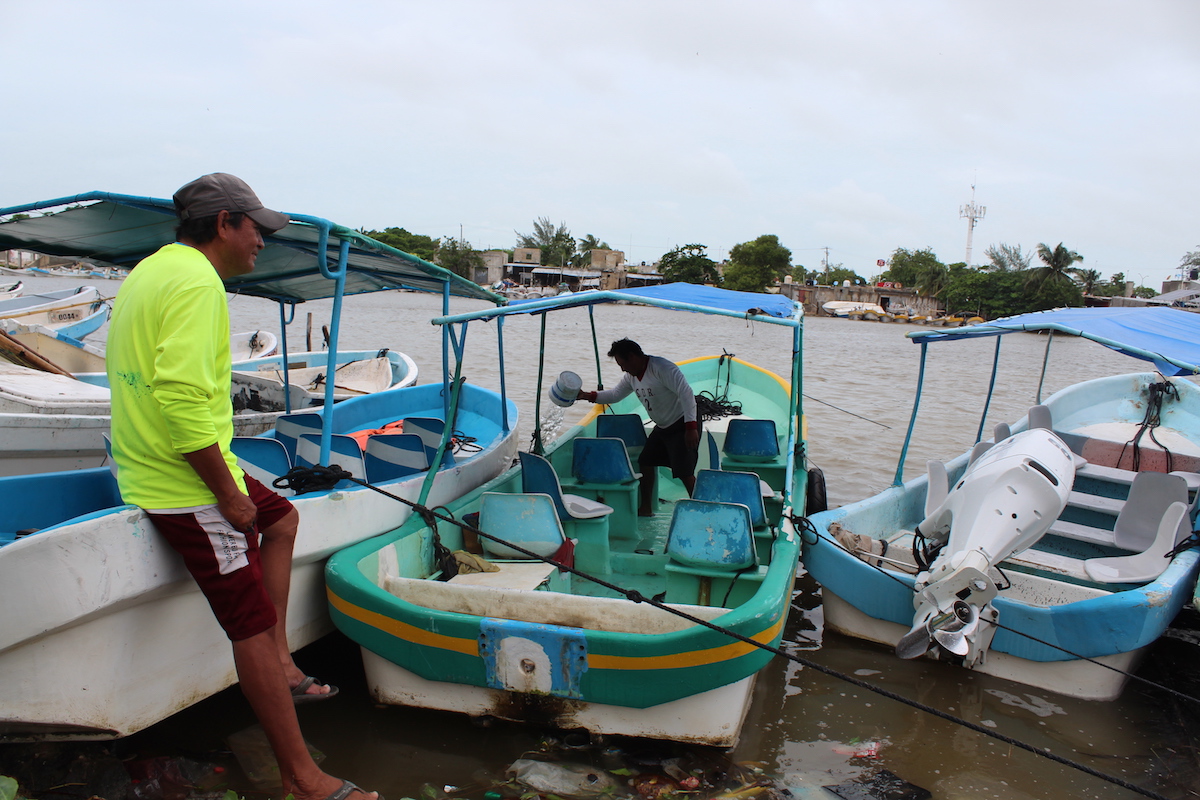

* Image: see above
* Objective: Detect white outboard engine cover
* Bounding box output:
[896,428,1076,666]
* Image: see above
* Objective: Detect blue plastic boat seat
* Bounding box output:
[567,437,641,539]
[571,437,641,485]
[274,412,323,463]
[403,416,456,469]
[664,499,765,606]
[666,499,757,570]
[295,433,365,491]
[595,413,647,458]
[693,469,768,529]
[519,450,613,574]
[230,437,293,496]
[363,433,429,482]
[721,418,780,464]
[478,492,568,560]
[706,431,721,471]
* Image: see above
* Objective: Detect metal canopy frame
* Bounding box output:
[431,288,806,507]
[0,191,504,469]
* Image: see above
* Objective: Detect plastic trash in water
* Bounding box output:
[507,759,618,798]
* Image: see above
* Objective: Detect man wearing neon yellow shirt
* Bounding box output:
[107,173,378,800]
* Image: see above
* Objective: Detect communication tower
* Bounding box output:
[960,185,986,265]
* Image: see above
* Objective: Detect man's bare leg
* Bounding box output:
[257,509,330,699]
[232,631,375,800]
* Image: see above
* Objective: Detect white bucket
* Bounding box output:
[548,370,582,408]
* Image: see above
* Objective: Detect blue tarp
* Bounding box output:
[491,283,798,320]
[909,306,1200,376]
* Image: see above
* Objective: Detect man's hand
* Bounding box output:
[183,443,256,531]
[685,427,700,453]
[217,491,258,533]
[578,390,598,403]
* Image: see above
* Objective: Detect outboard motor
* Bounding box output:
[896,428,1076,666]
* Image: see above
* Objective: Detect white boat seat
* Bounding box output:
[967,440,992,466]
[1045,519,1119,548]
[993,422,1011,442]
[1015,471,1190,583]
[1075,462,1138,486]
[925,459,948,518]
[1028,404,1053,430]
[1084,501,1189,583]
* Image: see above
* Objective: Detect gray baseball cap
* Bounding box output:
[173,173,289,232]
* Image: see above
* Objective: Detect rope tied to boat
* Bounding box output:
[281,462,1178,800]
[1119,378,1180,471]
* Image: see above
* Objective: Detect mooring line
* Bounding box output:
[279,465,1175,800]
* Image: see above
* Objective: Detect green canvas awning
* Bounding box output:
[0,192,502,304]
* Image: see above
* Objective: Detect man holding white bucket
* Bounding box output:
[577,338,699,515]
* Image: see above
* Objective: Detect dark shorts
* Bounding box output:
[639,416,699,480]
[146,475,295,642]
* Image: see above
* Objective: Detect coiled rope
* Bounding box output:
[276,464,1181,800]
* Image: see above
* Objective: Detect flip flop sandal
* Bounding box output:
[291,675,340,704]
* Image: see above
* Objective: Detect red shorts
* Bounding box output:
[146,475,296,642]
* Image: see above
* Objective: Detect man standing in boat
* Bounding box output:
[106,173,379,800]
[577,338,700,514]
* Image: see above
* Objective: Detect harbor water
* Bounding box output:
[4,275,1198,800]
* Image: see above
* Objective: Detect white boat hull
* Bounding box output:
[0,426,518,740]
[362,650,757,747]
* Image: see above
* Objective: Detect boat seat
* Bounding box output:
[993,421,1011,442]
[295,433,365,491]
[721,418,781,464]
[1028,404,1053,430]
[1026,404,1087,468]
[477,492,569,562]
[665,499,765,607]
[967,440,992,466]
[566,437,640,538]
[1016,471,1190,583]
[693,468,774,563]
[925,460,948,518]
[403,416,455,469]
[230,436,293,495]
[706,431,721,471]
[519,450,613,574]
[273,411,324,463]
[1066,490,1124,517]
[595,413,648,459]
[693,469,768,529]
[363,432,429,482]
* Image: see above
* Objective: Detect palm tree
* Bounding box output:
[913,260,950,298]
[1027,242,1084,293]
[1074,267,1102,295]
[572,234,611,268]
[983,243,1032,272]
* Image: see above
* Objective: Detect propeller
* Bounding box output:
[895,600,978,660]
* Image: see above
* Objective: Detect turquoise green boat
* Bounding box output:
[325,285,811,746]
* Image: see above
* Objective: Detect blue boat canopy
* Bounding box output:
[909,306,1200,376]
[436,282,800,326]
[0,192,501,304]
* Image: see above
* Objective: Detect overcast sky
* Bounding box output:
[4,1,1198,286]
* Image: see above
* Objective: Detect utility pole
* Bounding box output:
[822,247,830,279]
[960,184,986,266]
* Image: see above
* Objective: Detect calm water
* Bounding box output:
[9,275,1199,799]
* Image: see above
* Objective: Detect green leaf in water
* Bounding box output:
[0,776,18,800]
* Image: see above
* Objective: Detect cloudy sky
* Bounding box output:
[4,1,1198,286]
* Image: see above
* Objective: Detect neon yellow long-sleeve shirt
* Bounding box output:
[107,243,246,509]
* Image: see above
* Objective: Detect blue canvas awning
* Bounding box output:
[909,306,1200,376]
[0,192,501,304]
[436,282,799,326]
